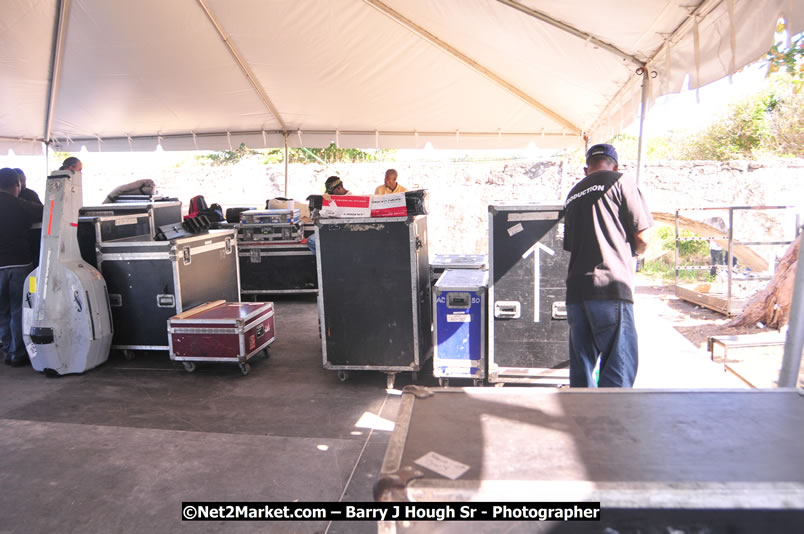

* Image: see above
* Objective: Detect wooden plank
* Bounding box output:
[652,212,769,272]
[172,300,226,320]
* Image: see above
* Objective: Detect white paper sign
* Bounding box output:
[507,223,524,237]
[447,313,471,323]
[414,451,470,480]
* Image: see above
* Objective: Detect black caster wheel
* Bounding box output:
[122,349,136,361]
[337,370,350,382]
[239,363,251,376]
[182,361,196,373]
[473,379,484,387]
[386,373,396,389]
[438,378,449,388]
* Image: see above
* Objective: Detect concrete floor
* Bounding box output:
[0,290,747,534]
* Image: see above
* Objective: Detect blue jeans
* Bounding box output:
[0,265,32,360]
[567,299,638,388]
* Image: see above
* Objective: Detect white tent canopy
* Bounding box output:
[1,0,801,155]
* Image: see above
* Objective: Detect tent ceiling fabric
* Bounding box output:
[1,0,800,154]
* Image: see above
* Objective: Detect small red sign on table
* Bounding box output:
[321,193,407,218]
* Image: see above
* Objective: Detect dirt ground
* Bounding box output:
[635,274,803,388]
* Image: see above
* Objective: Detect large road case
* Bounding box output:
[375,387,804,533]
[97,229,240,353]
[433,269,488,387]
[316,216,432,388]
[239,242,318,295]
[168,301,275,376]
[488,202,570,385]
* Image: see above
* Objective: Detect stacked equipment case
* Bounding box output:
[316,216,432,388]
[488,202,570,385]
[235,208,318,295]
[97,229,240,354]
[433,269,488,387]
[77,213,153,268]
[80,199,182,233]
[78,199,183,268]
[238,209,303,242]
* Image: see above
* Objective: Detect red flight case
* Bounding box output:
[168,300,275,375]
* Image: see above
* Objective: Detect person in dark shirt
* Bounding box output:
[0,168,44,367]
[563,144,653,388]
[14,169,43,268]
[14,169,42,205]
[306,177,351,253]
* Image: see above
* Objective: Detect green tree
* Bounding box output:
[680,73,802,160]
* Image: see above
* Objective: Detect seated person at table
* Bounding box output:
[324,176,350,196]
[308,177,350,253]
[374,169,407,195]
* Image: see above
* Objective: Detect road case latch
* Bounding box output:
[182,247,191,265]
[249,249,261,263]
[156,294,175,308]
[552,301,567,320]
[494,300,521,319]
[108,293,122,307]
[225,237,233,254]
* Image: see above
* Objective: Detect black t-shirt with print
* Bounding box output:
[563,170,653,304]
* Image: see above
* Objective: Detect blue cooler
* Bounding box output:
[433,269,488,387]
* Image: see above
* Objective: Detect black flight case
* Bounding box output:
[488,202,570,385]
[238,241,318,296]
[77,213,153,268]
[316,215,432,388]
[97,229,240,355]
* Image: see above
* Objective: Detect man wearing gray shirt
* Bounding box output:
[563,144,653,387]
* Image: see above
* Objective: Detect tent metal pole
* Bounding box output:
[635,68,649,185]
[363,0,581,135]
[196,0,287,133]
[497,0,643,67]
[284,133,289,197]
[778,232,804,388]
[44,0,71,144]
[587,0,721,137]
